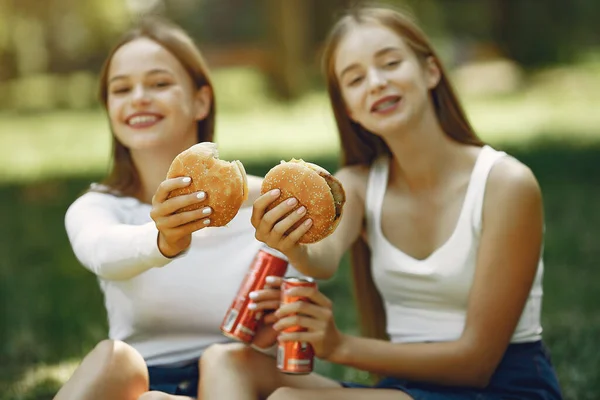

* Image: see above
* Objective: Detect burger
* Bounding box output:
[166,142,248,227]
[261,159,346,244]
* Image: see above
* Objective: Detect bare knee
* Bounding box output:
[55,340,148,400]
[137,391,172,400]
[200,342,252,370]
[268,387,303,400]
[201,342,280,398]
[96,340,147,376]
[90,339,148,394]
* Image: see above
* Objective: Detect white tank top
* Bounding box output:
[365,145,543,344]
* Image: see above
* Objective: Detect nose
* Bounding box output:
[367,68,387,93]
[131,84,150,107]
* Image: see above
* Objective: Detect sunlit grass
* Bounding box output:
[3,360,80,400]
[1,60,599,183]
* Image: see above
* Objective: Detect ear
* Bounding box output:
[424,56,441,89]
[193,85,212,121]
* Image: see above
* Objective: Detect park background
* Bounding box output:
[0,0,599,399]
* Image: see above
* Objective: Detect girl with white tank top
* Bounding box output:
[199,5,564,400]
[366,146,544,346]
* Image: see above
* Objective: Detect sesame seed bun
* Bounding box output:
[261,159,346,244]
[166,142,248,227]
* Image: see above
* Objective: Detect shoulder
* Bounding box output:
[334,164,371,208]
[244,174,264,207]
[335,164,370,188]
[485,154,542,215]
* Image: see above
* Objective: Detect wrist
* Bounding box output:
[286,245,308,268]
[329,333,353,365]
[157,232,186,259]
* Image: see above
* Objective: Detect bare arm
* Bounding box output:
[251,166,367,279]
[277,158,544,387]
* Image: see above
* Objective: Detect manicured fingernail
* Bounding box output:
[197,192,206,200]
[182,177,191,183]
[249,291,258,299]
[304,219,312,226]
[286,198,297,206]
[203,219,210,225]
[202,207,211,215]
[296,206,306,215]
[248,303,257,310]
[270,189,280,196]
[265,276,277,284]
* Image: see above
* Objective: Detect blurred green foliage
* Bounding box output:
[1,0,600,107]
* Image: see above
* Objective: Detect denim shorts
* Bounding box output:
[148,359,199,398]
[341,341,563,399]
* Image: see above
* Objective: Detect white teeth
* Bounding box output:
[128,115,158,126]
[374,99,398,111]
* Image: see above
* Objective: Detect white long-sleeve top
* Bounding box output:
[65,188,277,366]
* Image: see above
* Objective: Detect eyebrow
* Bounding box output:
[339,47,402,78]
[109,68,174,84]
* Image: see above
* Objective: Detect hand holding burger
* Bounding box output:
[256,159,346,245]
[150,142,248,257]
[166,142,248,227]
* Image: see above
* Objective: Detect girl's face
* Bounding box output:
[107,38,210,151]
[334,23,440,138]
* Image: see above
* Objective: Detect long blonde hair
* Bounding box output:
[322,6,484,344]
[97,17,216,199]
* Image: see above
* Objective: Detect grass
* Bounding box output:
[1,61,599,399]
[1,143,599,399]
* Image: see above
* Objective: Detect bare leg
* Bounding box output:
[199,342,344,400]
[54,340,149,400]
[268,388,413,400]
[137,392,194,400]
[53,340,194,400]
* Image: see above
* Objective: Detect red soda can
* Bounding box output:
[220,246,288,343]
[277,277,317,375]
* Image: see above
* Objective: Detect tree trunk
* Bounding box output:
[263,0,311,100]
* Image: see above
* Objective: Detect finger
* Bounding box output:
[255,197,299,242]
[167,217,211,238]
[275,301,331,321]
[265,276,283,288]
[160,191,208,215]
[281,218,313,248]
[156,206,212,230]
[261,197,299,231]
[154,177,193,204]
[247,300,280,312]
[277,331,319,343]
[283,286,332,309]
[251,189,281,228]
[273,315,323,332]
[271,205,307,237]
[248,288,281,302]
[263,312,279,325]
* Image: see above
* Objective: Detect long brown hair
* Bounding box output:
[321,6,485,346]
[97,17,216,198]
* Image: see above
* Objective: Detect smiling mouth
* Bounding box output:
[126,114,162,127]
[371,96,401,113]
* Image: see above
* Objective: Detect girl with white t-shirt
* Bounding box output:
[54,17,283,400]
